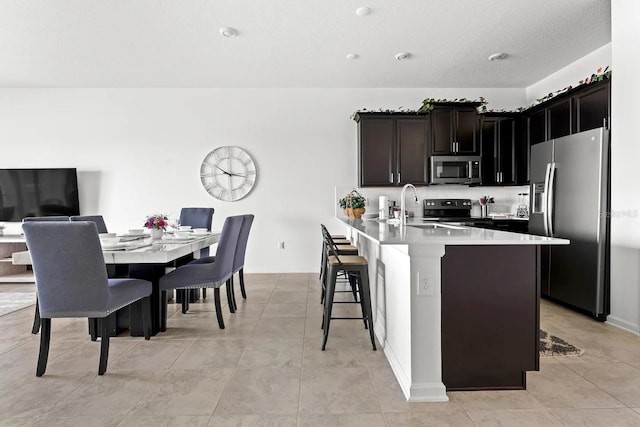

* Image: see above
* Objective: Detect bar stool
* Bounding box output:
[320,225,359,303]
[319,232,347,278]
[321,227,376,351]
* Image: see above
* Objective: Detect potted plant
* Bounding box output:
[144,214,168,240]
[339,190,366,219]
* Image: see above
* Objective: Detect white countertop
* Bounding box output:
[12,233,220,265]
[337,217,568,246]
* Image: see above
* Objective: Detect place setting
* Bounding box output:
[99,232,150,251]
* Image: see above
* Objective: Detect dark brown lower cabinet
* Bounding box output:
[441,245,540,390]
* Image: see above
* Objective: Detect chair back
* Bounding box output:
[23,216,70,222]
[321,224,344,265]
[70,215,108,233]
[22,222,110,318]
[211,215,244,280]
[179,207,215,230]
[159,215,243,291]
[233,214,254,272]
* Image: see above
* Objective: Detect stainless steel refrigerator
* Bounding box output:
[529,127,610,319]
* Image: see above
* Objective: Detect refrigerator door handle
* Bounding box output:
[542,163,552,236]
[547,162,557,236]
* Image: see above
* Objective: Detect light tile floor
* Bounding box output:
[0,273,639,426]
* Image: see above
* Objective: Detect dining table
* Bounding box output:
[12,231,220,336]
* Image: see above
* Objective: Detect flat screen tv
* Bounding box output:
[0,168,80,221]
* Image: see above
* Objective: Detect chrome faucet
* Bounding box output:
[400,183,419,227]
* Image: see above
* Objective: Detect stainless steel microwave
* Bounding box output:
[430,156,481,184]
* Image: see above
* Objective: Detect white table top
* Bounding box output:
[337,217,568,246]
[12,232,220,265]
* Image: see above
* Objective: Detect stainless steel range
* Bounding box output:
[423,199,472,221]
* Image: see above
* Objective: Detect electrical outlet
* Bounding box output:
[278,241,285,249]
[417,271,434,296]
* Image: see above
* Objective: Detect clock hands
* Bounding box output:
[214,165,231,176]
[213,164,246,178]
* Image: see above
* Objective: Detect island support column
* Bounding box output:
[378,242,448,402]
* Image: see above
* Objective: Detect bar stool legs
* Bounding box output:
[322,263,376,351]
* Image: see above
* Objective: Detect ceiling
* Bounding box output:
[0,0,611,88]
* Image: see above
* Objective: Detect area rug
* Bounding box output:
[0,292,36,317]
[539,329,584,357]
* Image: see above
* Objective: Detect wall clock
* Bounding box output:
[200,146,257,201]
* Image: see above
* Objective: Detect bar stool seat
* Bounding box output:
[332,239,351,245]
[320,244,359,304]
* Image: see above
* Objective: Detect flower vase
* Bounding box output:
[150,228,164,240]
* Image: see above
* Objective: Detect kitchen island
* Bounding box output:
[335,216,568,402]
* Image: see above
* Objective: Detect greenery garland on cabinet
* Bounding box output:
[350,67,611,118]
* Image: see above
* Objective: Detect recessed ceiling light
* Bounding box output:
[395,52,410,61]
[488,52,507,61]
[219,27,238,38]
[356,7,371,16]
[346,53,360,60]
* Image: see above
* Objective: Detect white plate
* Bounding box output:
[120,233,147,237]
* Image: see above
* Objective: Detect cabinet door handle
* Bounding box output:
[397,172,401,183]
[390,173,394,184]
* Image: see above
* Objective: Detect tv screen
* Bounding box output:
[0,168,80,221]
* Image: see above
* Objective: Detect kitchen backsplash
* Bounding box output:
[335,185,529,219]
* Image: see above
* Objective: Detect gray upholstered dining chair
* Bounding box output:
[190,214,254,311]
[22,216,70,222]
[178,207,215,301]
[70,215,108,233]
[22,221,153,376]
[159,215,243,329]
[22,216,71,335]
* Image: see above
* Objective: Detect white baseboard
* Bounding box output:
[606,315,640,335]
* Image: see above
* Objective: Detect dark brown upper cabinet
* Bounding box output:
[572,80,610,132]
[355,113,430,187]
[527,79,610,146]
[431,105,479,155]
[480,114,525,186]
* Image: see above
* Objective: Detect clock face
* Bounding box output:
[200,146,257,201]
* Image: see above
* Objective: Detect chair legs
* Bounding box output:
[141,296,152,340]
[226,279,236,313]
[214,288,225,329]
[202,288,207,300]
[322,265,376,352]
[98,318,110,375]
[36,318,51,377]
[239,269,247,299]
[31,299,41,334]
[89,318,98,341]
[181,290,189,314]
[35,298,151,377]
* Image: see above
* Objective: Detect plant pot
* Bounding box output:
[149,228,164,240]
[344,208,365,219]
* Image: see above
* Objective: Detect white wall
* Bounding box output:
[609,0,640,333]
[0,87,525,273]
[526,43,611,105]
